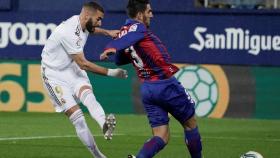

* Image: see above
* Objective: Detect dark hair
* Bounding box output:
[127,0,149,18]
[83,1,104,13]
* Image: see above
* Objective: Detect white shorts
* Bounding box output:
[41,63,92,112]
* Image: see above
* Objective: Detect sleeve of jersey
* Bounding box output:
[115,50,131,66]
[59,32,83,54]
[105,23,146,51]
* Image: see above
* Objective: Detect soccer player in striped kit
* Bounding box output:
[100,0,203,157]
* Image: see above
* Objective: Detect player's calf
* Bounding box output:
[69,109,107,158]
[136,136,166,158]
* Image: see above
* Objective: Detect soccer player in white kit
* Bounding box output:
[41,2,127,158]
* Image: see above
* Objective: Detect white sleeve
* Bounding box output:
[59,32,83,54]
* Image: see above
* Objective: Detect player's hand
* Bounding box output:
[100,52,109,60]
[107,68,128,78]
[100,48,117,60]
[107,30,120,39]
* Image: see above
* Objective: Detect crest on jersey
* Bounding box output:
[60,98,66,105]
[129,24,138,32]
[76,38,82,47]
[55,86,63,97]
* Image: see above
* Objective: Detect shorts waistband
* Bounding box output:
[143,76,177,84]
[41,60,74,71]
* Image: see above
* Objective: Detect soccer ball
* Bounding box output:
[240,151,263,158]
[174,65,218,117]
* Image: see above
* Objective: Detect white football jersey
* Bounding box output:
[41,15,89,70]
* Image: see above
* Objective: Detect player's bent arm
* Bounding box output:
[94,28,119,38]
[100,31,145,60]
[72,53,108,75]
[71,53,128,78]
[105,32,144,52]
[104,23,146,51]
[94,27,109,35]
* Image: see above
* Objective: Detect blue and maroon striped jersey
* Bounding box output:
[105,19,179,81]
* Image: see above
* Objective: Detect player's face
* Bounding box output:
[86,10,104,33]
[143,4,153,28]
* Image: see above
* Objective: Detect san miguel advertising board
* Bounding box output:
[154,13,280,66]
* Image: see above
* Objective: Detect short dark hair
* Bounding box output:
[83,1,104,13]
[127,0,149,18]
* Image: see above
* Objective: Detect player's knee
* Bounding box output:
[162,135,169,144]
[183,115,197,130]
[153,126,170,144]
[69,109,87,129]
[163,131,170,144]
[80,89,97,105]
[65,105,80,117]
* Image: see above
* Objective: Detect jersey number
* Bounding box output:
[125,46,144,69]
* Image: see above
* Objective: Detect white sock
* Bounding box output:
[80,89,106,129]
[70,109,106,158]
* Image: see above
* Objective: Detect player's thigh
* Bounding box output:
[143,102,169,128]
[164,81,196,125]
[71,69,92,98]
[42,78,78,113]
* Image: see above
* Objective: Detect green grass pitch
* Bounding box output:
[0,112,279,158]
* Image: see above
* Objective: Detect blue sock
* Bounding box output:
[184,127,202,158]
[137,136,166,158]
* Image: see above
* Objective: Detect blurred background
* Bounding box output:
[1,0,280,158]
[1,0,280,119]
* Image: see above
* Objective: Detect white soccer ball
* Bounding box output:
[240,151,263,158]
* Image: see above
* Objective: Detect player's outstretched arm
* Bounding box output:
[94,28,119,38]
[104,23,146,52]
[71,53,128,78]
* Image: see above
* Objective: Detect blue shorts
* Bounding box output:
[141,77,195,128]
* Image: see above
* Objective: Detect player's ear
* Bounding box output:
[84,9,93,21]
[81,8,88,21]
[84,12,90,21]
[136,12,143,21]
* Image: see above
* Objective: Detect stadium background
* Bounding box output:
[1,0,280,119]
[1,0,280,158]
